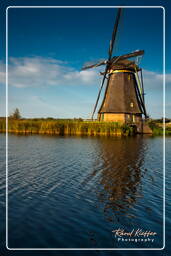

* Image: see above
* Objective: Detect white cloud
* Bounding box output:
[143,70,161,90]
[1,57,171,118]
[0,57,102,88]
[142,69,171,91]
[0,56,170,93]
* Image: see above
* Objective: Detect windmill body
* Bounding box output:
[98,60,143,127]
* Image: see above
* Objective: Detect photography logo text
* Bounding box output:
[112,228,157,243]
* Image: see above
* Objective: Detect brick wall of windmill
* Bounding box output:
[98,113,142,124]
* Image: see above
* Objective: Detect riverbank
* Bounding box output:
[148,120,171,135]
[0,118,170,136]
[0,118,135,136]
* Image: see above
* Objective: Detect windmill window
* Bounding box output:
[133,115,135,123]
[130,102,134,108]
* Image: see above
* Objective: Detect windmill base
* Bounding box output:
[98,113,152,134]
[98,113,142,124]
[134,122,152,134]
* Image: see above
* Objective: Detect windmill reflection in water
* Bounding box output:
[82,136,147,223]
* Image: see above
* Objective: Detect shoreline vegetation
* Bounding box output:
[0,117,170,136]
[0,118,134,136]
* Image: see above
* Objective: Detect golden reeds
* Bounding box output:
[0,118,137,136]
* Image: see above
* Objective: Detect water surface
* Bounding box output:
[0,134,168,251]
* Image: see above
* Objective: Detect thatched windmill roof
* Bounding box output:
[98,71,142,114]
[109,59,141,71]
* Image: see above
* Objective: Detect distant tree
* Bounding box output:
[73,117,83,121]
[164,118,171,123]
[47,117,55,120]
[9,108,21,119]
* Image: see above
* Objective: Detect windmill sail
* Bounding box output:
[91,8,123,119]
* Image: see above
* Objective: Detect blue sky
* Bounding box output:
[0,0,171,118]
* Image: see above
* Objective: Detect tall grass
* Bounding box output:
[0,118,135,136]
[148,121,171,135]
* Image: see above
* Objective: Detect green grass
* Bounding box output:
[148,121,171,135]
[0,118,135,136]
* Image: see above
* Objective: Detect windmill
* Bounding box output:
[82,8,148,130]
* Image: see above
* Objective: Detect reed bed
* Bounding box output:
[0,118,135,136]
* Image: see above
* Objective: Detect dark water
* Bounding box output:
[0,134,170,255]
